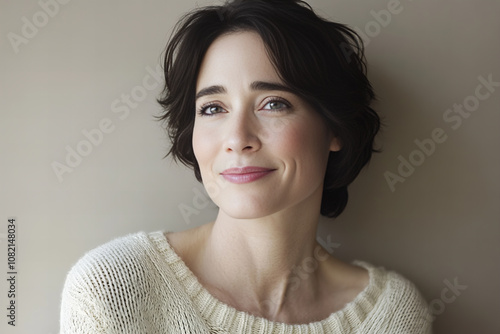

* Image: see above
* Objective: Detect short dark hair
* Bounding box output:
[157,0,380,218]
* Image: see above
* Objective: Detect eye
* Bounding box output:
[261,98,290,111]
[198,103,225,116]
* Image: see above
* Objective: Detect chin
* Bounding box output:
[217,199,278,220]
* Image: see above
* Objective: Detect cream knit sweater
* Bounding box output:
[60,231,433,333]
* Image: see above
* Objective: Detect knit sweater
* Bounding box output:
[60,231,433,333]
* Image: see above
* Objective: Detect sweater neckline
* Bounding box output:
[148,230,383,333]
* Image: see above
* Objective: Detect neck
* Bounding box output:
[195,197,329,321]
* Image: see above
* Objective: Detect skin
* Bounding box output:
[166,31,369,324]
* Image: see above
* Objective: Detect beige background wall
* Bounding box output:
[1,0,498,333]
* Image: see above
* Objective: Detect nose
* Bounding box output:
[223,110,261,154]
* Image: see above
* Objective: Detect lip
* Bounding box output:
[220,166,276,184]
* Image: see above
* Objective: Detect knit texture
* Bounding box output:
[60,231,433,333]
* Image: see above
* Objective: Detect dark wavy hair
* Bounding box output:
[157,0,380,218]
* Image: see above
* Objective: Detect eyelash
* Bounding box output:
[197,97,291,117]
[197,102,223,117]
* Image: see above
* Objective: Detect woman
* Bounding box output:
[60,0,433,333]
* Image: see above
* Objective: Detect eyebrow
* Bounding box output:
[195,81,295,100]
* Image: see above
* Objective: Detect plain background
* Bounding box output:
[1,0,499,333]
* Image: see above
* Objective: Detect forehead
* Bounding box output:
[196,31,283,91]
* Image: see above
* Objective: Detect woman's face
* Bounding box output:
[193,31,340,219]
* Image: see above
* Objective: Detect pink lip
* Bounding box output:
[220,166,276,184]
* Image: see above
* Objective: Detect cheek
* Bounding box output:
[272,120,330,164]
[192,125,212,167]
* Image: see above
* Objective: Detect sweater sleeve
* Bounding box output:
[350,261,433,334]
[59,233,156,334]
[59,249,116,334]
[376,270,433,334]
[59,264,108,334]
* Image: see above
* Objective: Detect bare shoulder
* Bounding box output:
[164,222,213,262]
[317,255,370,311]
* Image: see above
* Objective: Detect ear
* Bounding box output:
[329,136,342,152]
